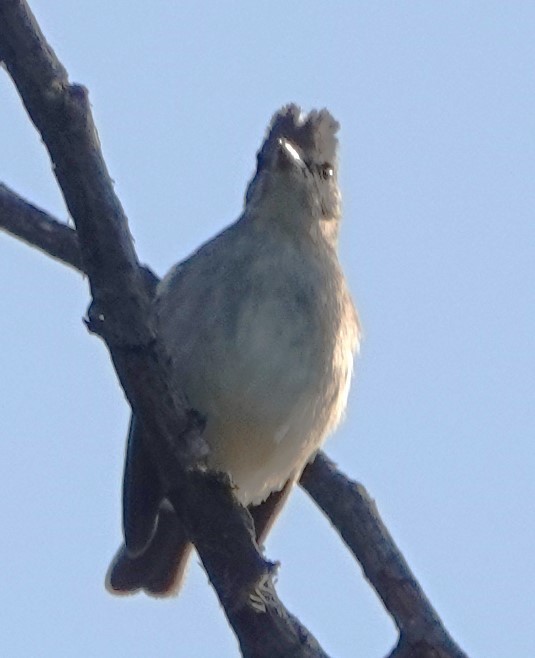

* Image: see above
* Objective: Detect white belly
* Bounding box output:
[181,294,354,505]
[156,226,358,506]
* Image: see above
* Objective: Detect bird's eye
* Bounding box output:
[319,164,334,179]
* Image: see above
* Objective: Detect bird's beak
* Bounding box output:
[277,138,306,170]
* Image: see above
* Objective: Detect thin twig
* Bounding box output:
[0,183,82,272]
[301,454,468,658]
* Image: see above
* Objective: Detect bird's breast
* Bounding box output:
[156,234,358,505]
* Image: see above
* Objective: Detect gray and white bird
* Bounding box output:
[106,105,360,596]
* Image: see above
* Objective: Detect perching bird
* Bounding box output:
[106,105,360,596]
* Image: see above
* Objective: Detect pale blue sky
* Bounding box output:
[1,2,534,657]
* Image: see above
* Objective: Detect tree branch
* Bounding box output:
[0,2,328,656]
[0,183,160,291]
[301,454,468,658]
[0,183,82,271]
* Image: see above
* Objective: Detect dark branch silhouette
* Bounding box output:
[301,455,468,658]
[0,2,468,657]
[0,184,82,271]
[0,3,327,657]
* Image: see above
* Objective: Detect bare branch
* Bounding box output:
[0,183,82,272]
[0,182,159,292]
[0,0,143,338]
[301,454,468,658]
[0,2,328,656]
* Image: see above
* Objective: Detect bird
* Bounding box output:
[106,104,360,596]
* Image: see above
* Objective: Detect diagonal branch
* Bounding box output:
[301,454,468,658]
[0,183,160,291]
[0,183,82,271]
[0,2,328,656]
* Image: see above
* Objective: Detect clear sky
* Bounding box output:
[1,2,534,657]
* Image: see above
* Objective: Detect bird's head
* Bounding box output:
[244,105,342,234]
